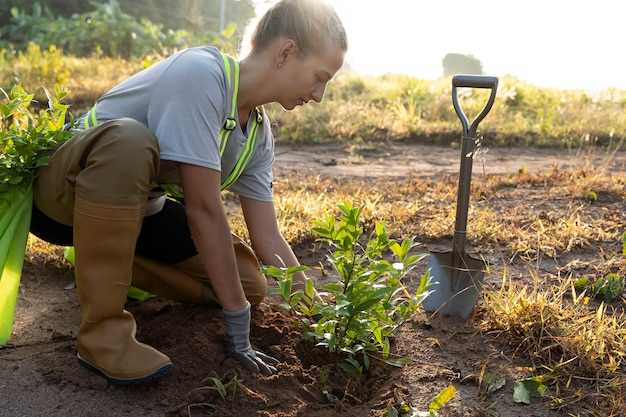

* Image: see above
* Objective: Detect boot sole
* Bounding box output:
[77,353,173,385]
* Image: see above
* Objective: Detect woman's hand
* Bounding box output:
[223,301,280,375]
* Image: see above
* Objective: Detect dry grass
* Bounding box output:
[481,271,626,416]
[225,162,625,264]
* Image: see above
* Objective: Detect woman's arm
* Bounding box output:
[180,163,248,311]
[239,196,307,287]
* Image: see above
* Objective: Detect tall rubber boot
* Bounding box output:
[74,196,172,384]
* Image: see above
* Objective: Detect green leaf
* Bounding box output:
[208,377,227,400]
[304,278,316,300]
[382,337,390,357]
[286,265,309,275]
[35,155,49,168]
[513,376,547,404]
[428,385,457,412]
[592,273,624,302]
[339,357,362,376]
[390,241,403,258]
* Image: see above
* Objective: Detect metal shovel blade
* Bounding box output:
[422,250,485,319]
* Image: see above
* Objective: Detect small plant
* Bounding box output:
[591,273,624,302]
[0,84,72,189]
[385,384,457,417]
[574,273,624,302]
[185,374,247,416]
[264,202,431,368]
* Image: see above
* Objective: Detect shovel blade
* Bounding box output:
[422,251,485,319]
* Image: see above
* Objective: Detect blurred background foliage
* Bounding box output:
[0,0,251,57]
[0,0,624,149]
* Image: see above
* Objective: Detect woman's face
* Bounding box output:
[276,41,345,110]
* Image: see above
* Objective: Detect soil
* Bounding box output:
[1,143,624,417]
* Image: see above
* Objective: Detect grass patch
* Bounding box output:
[481,271,626,415]
[225,162,625,262]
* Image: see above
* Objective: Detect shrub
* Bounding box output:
[263,202,431,368]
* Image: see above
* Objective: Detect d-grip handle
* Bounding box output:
[453,75,498,89]
[452,75,498,137]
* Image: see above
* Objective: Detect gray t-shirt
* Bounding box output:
[76,46,274,213]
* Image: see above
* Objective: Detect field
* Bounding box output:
[1,142,624,417]
[1,5,625,415]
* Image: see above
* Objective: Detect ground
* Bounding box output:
[1,143,624,417]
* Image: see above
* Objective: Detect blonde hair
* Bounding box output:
[250,0,347,56]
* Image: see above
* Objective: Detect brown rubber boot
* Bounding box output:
[74,197,172,384]
[132,255,214,305]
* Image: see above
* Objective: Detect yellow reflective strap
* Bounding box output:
[219,129,231,156]
[83,114,89,129]
[222,54,232,87]
[220,113,259,191]
[218,53,239,157]
[231,59,239,119]
[89,104,97,127]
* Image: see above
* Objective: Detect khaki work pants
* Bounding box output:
[34,118,267,305]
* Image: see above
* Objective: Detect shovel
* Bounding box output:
[422,74,498,319]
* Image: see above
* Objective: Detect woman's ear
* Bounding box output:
[276,38,298,68]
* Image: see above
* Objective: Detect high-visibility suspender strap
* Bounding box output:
[220,109,261,191]
[219,54,238,156]
[83,103,98,129]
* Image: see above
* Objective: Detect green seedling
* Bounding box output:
[591,273,624,302]
[310,202,431,360]
[385,384,457,417]
[267,202,431,368]
[574,273,624,302]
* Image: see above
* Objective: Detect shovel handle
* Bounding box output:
[452,75,498,137]
[451,75,498,259]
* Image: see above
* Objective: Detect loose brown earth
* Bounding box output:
[1,143,624,417]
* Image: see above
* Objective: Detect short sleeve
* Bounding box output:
[229,114,275,202]
[147,49,226,171]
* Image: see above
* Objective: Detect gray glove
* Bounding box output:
[223,301,280,375]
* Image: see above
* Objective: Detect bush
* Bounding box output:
[263,202,431,369]
[0,43,69,91]
[1,1,238,58]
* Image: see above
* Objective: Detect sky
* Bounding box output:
[248,0,625,92]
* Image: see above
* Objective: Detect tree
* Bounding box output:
[442,53,483,76]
